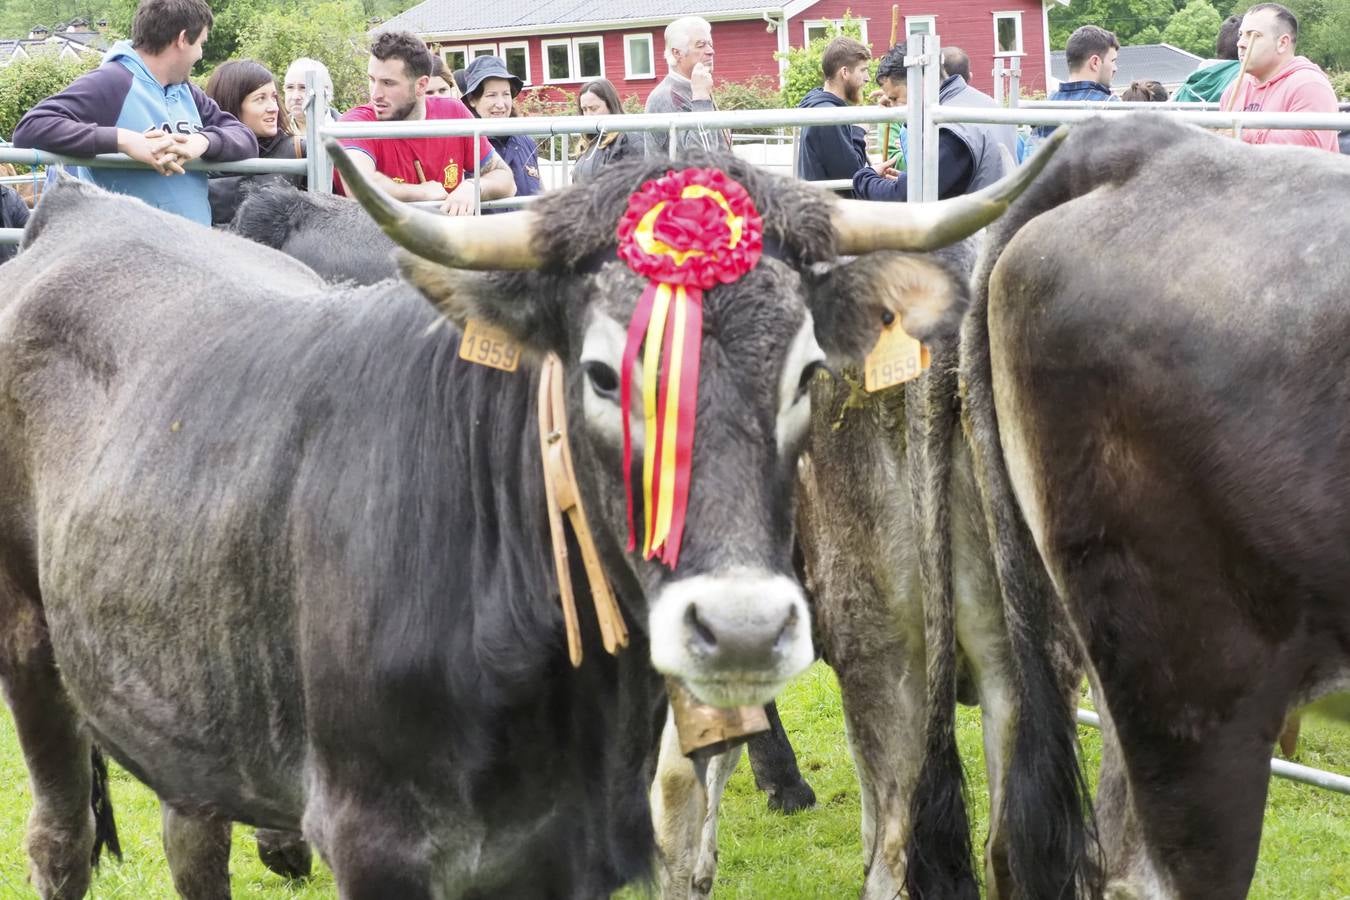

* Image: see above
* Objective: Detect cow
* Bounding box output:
[229,180,399,285]
[933,113,1350,898]
[0,142,1047,898]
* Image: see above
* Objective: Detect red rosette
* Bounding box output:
[615,167,764,288]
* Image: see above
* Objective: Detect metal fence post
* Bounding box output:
[1009,57,1021,107]
[992,59,1005,105]
[906,33,940,203]
[304,71,331,194]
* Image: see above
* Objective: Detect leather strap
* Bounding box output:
[538,353,629,666]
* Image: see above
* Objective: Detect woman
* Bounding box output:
[427,55,459,99]
[461,55,541,202]
[572,79,637,183]
[205,60,306,226]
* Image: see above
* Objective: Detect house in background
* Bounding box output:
[380,0,1058,104]
[0,18,110,68]
[1050,43,1204,96]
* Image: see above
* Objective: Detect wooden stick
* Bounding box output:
[1222,32,1257,114]
[880,4,900,160]
[413,159,427,184]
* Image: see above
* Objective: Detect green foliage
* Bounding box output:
[1283,0,1350,71]
[1131,24,1164,45]
[232,0,370,110]
[1049,0,1181,48]
[1161,0,1223,55]
[0,0,133,37]
[0,52,97,140]
[1329,71,1350,100]
[776,12,867,108]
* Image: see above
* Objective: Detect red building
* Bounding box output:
[381,0,1055,105]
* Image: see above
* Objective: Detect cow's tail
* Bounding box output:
[90,745,122,867]
[960,233,1102,899]
[902,339,978,900]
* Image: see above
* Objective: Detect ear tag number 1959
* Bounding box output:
[459,318,522,373]
[864,320,930,392]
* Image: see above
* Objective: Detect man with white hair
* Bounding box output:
[284,56,338,131]
[643,16,731,157]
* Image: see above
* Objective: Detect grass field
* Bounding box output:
[1,663,1347,898]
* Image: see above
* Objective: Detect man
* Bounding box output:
[1220,3,1337,151]
[796,37,871,195]
[852,43,1017,202]
[284,57,338,130]
[1173,15,1242,103]
[644,16,731,157]
[1034,25,1118,138]
[335,31,514,216]
[941,46,971,83]
[13,0,257,226]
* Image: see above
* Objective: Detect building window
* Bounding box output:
[576,36,604,79]
[993,12,1023,56]
[624,33,654,79]
[803,19,869,46]
[441,46,467,72]
[469,43,497,60]
[500,41,531,84]
[542,39,572,82]
[541,36,605,83]
[905,15,936,39]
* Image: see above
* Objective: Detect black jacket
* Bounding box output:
[209,132,306,227]
[572,132,638,183]
[0,185,29,264]
[795,88,869,194]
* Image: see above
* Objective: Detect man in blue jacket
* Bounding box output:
[1033,25,1119,138]
[796,37,871,197]
[14,0,257,226]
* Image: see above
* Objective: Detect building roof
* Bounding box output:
[60,30,110,51]
[382,0,802,37]
[1050,43,1204,91]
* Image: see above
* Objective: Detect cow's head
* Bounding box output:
[329,136,1061,707]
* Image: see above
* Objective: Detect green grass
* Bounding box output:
[1,664,1347,898]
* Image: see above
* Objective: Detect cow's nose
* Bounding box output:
[683,598,798,671]
[649,570,814,707]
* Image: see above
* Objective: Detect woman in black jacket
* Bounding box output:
[205,60,306,226]
[572,79,637,183]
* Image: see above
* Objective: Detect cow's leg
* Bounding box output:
[303,789,435,900]
[0,584,95,900]
[254,828,313,880]
[652,707,706,900]
[745,702,815,814]
[691,742,743,898]
[161,805,232,900]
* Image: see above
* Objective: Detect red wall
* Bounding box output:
[432,0,1047,107]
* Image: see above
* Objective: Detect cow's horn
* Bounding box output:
[325,138,541,270]
[832,126,1068,255]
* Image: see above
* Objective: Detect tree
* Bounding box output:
[233,0,370,109]
[1048,0,1181,48]
[776,13,866,108]
[0,0,134,37]
[1131,24,1163,44]
[1161,0,1222,54]
[0,53,98,139]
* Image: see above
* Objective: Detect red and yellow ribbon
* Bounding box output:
[616,168,763,568]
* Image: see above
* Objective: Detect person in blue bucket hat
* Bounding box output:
[461,55,542,205]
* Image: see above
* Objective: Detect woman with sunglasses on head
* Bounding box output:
[205,59,305,226]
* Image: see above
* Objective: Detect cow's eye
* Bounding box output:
[583,361,621,402]
[796,361,826,402]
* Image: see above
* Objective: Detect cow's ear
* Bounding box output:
[806,251,969,362]
[397,253,565,354]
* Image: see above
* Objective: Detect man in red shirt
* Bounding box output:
[337,31,516,215]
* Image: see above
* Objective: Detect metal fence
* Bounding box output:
[0,41,1348,798]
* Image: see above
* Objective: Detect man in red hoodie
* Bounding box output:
[1221,3,1337,152]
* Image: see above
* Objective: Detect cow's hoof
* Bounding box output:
[766,780,816,814]
[255,828,313,880]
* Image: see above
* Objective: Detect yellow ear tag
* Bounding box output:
[459,318,523,373]
[864,319,930,392]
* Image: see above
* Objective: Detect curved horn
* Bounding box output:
[832,126,1068,255]
[324,138,541,270]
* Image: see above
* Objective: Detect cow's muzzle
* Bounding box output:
[648,570,814,707]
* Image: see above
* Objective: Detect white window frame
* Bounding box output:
[498,40,532,85]
[440,45,467,71]
[541,35,606,84]
[573,35,605,81]
[468,42,498,60]
[802,18,869,46]
[993,11,1024,57]
[541,37,575,83]
[624,32,655,80]
[905,15,936,38]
